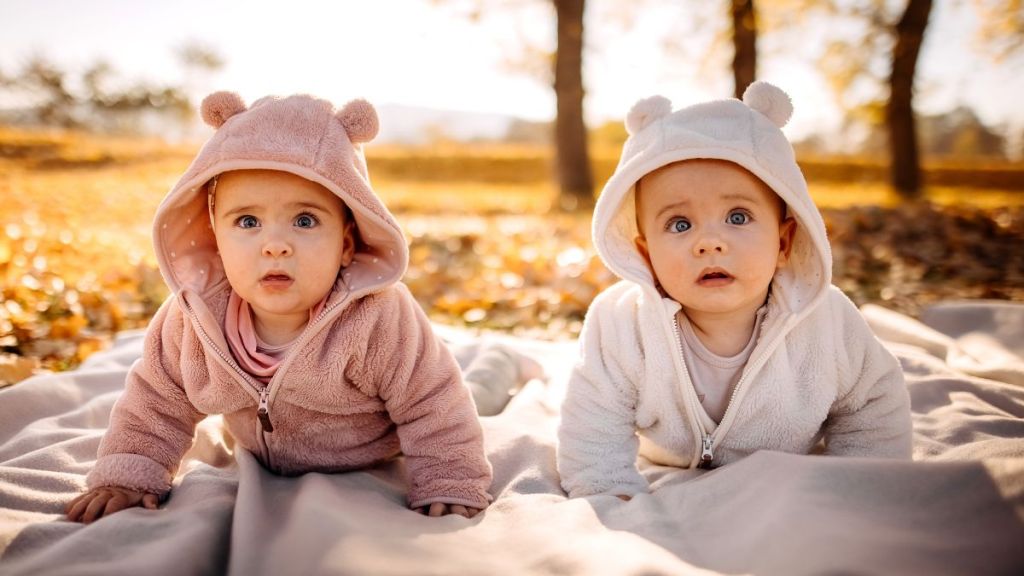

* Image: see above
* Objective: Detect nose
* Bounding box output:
[262,230,293,258]
[692,227,727,256]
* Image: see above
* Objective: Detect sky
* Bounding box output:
[0,0,1020,146]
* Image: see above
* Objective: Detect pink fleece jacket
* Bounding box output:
[86,92,492,509]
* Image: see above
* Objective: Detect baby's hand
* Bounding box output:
[65,486,159,523]
[417,502,481,518]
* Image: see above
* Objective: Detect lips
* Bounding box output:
[697,267,733,286]
[260,271,294,289]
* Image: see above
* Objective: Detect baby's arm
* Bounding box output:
[822,296,913,458]
[356,286,493,513]
[72,299,206,521]
[557,299,648,499]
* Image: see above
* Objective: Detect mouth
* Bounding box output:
[260,271,294,287]
[697,268,733,285]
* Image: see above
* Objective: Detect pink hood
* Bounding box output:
[153,91,406,302]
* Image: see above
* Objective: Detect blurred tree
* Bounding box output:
[887,0,933,198]
[0,56,190,132]
[176,41,226,102]
[971,0,1024,62]
[553,0,594,211]
[0,44,224,135]
[782,0,932,198]
[790,0,1021,197]
[731,0,758,97]
[431,0,595,211]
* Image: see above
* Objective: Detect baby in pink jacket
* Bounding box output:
[66,91,520,523]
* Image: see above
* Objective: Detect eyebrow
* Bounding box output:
[653,192,766,221]
[220,201,335,218]
[654,200,691,222]
[287,201,335,214]
[719,192,763,205]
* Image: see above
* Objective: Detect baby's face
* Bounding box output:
[212,169,355,329]
[635,159,795,323]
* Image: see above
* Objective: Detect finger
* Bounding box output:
[427,503,446,517]
[65,492,88,515]
[142,494,159,509]
[465,507,480,518]
[450,505,469,518]
[414,506,427,515]
[82,493,112,524]
[66,495,93,522]
[102,493,129,518]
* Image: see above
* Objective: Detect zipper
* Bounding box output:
[180,289,354,466]
[673,310,795,469]
[180,296,273,464]
[712,318,793,444]
[670,314,712,468]
[257,385,274,432]
[699,433,714,468]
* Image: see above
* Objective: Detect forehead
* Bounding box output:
[635,159,784,218]
[215,169,344,210]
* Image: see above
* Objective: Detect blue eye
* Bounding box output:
[236,215,259,229]
[667,218,691,233]
[728,211,750,225]
[295,214,318,228]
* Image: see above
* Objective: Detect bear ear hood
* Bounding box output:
[592,81,832,315]
[152,92,407,301]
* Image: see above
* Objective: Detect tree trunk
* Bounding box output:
[553,0,594,211]
[731,0,757,98]
[887,0,933,199]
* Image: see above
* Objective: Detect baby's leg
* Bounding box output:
[463,343,544,416]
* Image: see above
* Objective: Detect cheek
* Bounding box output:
[215,236,251,270]
[648,237,688,266]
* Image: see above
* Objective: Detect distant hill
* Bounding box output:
[375,104,520,145]
[0,103,538,146]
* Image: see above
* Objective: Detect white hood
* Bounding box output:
[592,81,832,316]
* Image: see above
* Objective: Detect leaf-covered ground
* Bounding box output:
[1,129,1022,385]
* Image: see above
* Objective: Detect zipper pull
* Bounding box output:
[699,434,714,469]
[257,386,274,432]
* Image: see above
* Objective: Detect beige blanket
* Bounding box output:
[1,301,1022,575]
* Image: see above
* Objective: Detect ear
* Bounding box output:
[625,95,672,136]
[339,219,357,267]
[635,234,652,267]
[201,92,247,128]
[776,217,797,268]
[336,99,379,144]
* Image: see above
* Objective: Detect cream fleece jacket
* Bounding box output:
[86,93,492,509]
[557,83,912,498]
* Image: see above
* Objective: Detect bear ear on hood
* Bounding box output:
[625,95,672,136]
[201,91,248,128]
[336,99,379,144]
[742,81,793,128]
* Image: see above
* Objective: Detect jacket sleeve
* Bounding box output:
[822,294,913,459]
[86,297,206,496]
[355,285,493,509]
[557,293,648,498]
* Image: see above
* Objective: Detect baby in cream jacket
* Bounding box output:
[557,82,912,499]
